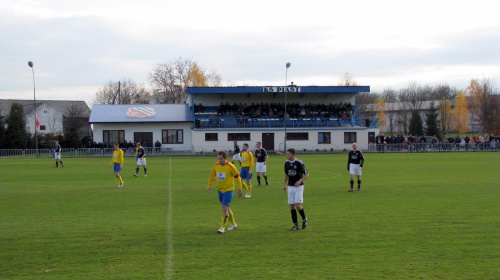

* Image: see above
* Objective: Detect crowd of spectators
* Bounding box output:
[88,140,153,149]
[195,102,354,119]
[375,133,500,152]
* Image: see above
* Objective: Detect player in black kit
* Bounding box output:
[347,142,364,192]
[232,140,241,166]
[254,142,268,187]
[54,140,64,168]
[283,148,309,230]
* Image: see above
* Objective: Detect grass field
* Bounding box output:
[1,152,499,279]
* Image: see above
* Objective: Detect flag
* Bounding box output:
[35,110,40,134]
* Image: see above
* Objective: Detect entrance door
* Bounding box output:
[368,132,375,144]
[134,132,153,147]
[262,133,274,151]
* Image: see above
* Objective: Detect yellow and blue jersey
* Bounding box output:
[110,149,124,166]
[208,162,242,193]
[240,151,254,171]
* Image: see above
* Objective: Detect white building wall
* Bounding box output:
[92,122,193,151]
[191,128,378,153]
[25,103,63,135]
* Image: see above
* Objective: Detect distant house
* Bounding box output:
[0,99,91,136]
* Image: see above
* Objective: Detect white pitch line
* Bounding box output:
[165,157,173,279]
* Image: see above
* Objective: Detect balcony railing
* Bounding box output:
[194,116,378,129]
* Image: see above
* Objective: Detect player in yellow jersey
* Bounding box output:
[109,143,124,188]
[239,143,254,198]
[207,151,243,233]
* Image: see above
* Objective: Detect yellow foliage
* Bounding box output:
[375,98,387,132]
[451,91,469,133]
[187,63,208,87]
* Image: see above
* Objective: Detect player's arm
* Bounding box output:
[249,152,254,172]
[264,154,268,165]
[207,167,216,193]
[295,173,309,187]
[110,154,114,166]
[282,174,289,191]
[360,154,365,167]
[235,174,243,197]
[347,153,350,171]
[119,150,124,167]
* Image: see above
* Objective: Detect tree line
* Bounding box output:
[94,57,222,105]
[354,79,499,136]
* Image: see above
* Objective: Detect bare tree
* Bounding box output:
[149,57,223,104]
[355,92,378,118]
[149,57,193,104]
[432,83,459,100]
[338,72,358,86]
[94,79,150,105]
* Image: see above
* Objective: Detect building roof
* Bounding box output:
[187,85,370,94]
[0,99,90,117]
[89,104,193,123]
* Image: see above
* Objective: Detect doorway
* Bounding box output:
[262,133,274,151]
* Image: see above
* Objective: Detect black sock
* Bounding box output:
[136,167,139,174]
[291,209,298,224]
[56,162,58,167]
[350,180,354,189]
[264,175,268,183]
[60,161,63,167]
[257,176,261,185]
[298,209,306,220]
[358,180,361,188]
[144,168,147,175]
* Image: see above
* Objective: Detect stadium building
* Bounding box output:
[89,85,379,153]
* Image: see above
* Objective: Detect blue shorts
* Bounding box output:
[240,167,252,179]
[113,162,121,173]
[218,190,234,206]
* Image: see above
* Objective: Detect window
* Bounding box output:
[344,132,357,144]
[205,133,218,141]
[318,132,331,144]
[103,130,125,144]
[162,129,183,144]
[40,125,46,131]
[287,132,308,141]
[228,133,250,141]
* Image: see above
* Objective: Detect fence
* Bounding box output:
[0,147,195,159]
[367,142,500,153]
[1,142,498,158]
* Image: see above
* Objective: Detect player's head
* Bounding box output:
[218,151,228,165]
[242,143,249,151]
[352,142,358,150]
[233,140,237,144]
[256,142,262,148]
[55,140,59,144]
[137,142,141,147]
[286,148,296,160]
[113,143,119,149]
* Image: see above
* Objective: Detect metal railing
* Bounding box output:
[1,142,497,158]
[0,147,195,158]
[367,143,500,153]
[194,116,378,129]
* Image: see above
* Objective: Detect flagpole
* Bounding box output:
[28,61,38,157]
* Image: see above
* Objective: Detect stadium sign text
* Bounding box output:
[263,86,301,93]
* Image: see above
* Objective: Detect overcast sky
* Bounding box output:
[1,0,499,106]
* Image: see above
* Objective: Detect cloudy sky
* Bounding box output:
[1,0,499,106]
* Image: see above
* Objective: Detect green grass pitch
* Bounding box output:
[1,153,499,279]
